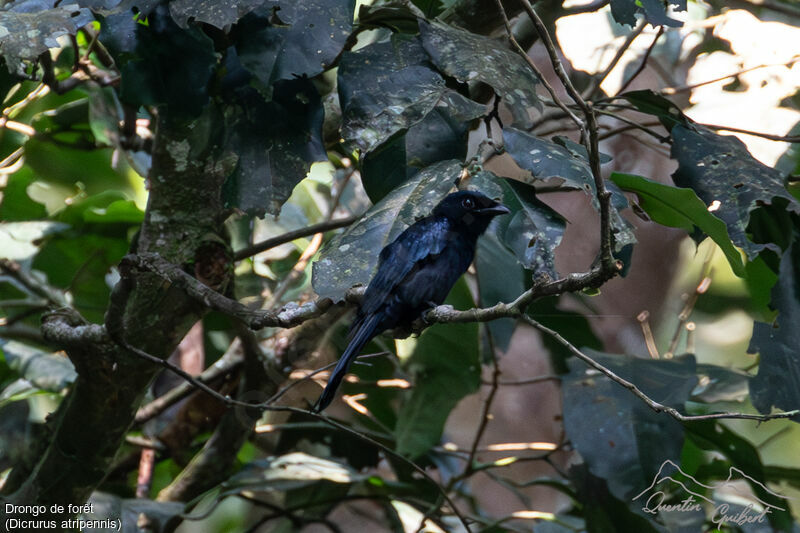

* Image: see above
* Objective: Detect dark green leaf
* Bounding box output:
[504,127,635,254]
[236,0,355,91]
[503,127,594,193]
[610,172,746,277]
[562,352,696,501]
[671,125,800,259]
[0,340,76,392]
[619,89,686,132]
[338,34,483,154]
[105,5,216,115]
[748,231,800,420]
[395,279,479,458]
[419,20,540,128]
[361,93,483,203]
[686,421,795,531]
[312,159,461,300]
[356,4,420,34]
[609,0,683,28]
[222,79,327,216]
[691,363,749,404]
[0,1,93,72]
[475,232,523,352]
[501,179,564,278]
[168,0,265,29]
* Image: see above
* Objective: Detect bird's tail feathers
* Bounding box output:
[313,313,381,412]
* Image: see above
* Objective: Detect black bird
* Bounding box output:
[314,190,510,412]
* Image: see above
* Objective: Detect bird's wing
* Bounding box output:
[358,216,451,319]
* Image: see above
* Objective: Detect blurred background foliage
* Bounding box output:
[0,0,799,532]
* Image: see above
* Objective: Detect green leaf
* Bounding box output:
[504,128,635,255]
[748,231,800,419]
[338,34,483,155]
[311,159,461,301]
[419,20,540,128]
[395,279,479,458]
[105,6,216,115]
[610,172,746,277]
[236,0,355,92]
[562,352,697,501]
[475,232,523,352]
[620,89,687,132]
[0,1,94,73]
[686,421,795,531]
[503,127,595,193]
[168,0,265,29]
[671,125,800,259]
[361,94,483,203]
[609,0,683,28]
[0,167,48,221]
[0,221,69,261]
[222,79,327,216]
[0,340,76,392]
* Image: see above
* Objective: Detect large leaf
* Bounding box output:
[671,125,800,259]
[748,232,800,419]
[0,1,94,73]
[503,127,635,254]
[475,232,523,352]
[0,340,76,392]
[222,79,327,216]
[102,5,216,115]
[226,452,365,492]
[338,34,483,155]
[562,352,697,501]
[503,127,595,194]
[361,93,483,203]
[610,172,746,277]
[311,160,461,300]
[236,0,355,92]
[168,0,266,29]
[395,279,479,458]
[419,20,540,128]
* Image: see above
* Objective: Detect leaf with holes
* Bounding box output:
[0,1,93,73]
[671,125,800,259]
[610,172,746,277]
[419,20,540,128]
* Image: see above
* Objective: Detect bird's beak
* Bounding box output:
[477,203,511,216]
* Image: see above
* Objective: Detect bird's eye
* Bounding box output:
[462,197,475,209]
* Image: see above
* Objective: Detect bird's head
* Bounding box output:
[433,190,510,235]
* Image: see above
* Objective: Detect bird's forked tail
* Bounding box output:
[313,313,381,412]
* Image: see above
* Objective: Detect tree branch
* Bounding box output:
[233,216,360,261]
[520,315,799,423]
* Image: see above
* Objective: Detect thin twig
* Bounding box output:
[494,0,585,137]
[520,315,799,423]
[585,19,647,99]
[617,26,665,95]
[701,123,800,143]
[660,55,800,95]
[233,216,359,261]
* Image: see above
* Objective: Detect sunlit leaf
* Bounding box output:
[610,172,746,277]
